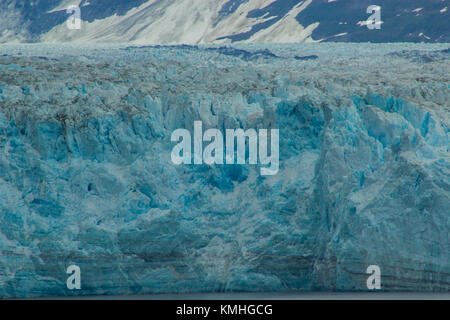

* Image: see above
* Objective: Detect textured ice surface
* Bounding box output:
[0,43,449,298]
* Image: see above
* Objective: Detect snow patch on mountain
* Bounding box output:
[246,0,318,43]
[47,0,85,13]
[0,3,31,43]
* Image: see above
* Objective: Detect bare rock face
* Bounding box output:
[1,0,449,44]
[0,43,449,298]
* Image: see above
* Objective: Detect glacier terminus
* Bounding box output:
[0,43,449,298]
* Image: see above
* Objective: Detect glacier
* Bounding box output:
[0,43,449,298]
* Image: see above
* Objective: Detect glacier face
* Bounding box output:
[0,43,449,298]
[1,0,450,44]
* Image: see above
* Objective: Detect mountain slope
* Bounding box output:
[0,0,449,44]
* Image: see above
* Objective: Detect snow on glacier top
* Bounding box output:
[1,43,448,122]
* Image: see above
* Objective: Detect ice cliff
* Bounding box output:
[0,43,449,298]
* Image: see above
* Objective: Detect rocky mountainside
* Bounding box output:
[0,0,449,44]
